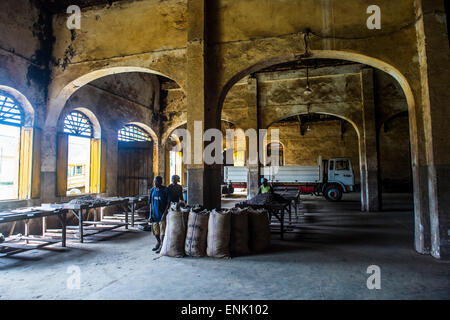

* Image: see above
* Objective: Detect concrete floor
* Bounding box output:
[1,193,449,300]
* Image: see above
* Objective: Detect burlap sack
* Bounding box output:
[248,208,271,253]
[160,203,188,258]
[207,209,231,258]
[185,209,210,257]
[181,206,190,227]
[230,208,250,256]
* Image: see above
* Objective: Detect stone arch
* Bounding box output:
[217,50,417,216]
[46,66,184,128]
[218,50,415,137]
[266,113,360,170]
[162,120,186,147]
[379,111,409,134]
[267,111,361,139]
[0,85,35,127]
[264,140,286,166]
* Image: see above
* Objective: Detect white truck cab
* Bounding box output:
[223,156,356,202]
[326,158,355,191]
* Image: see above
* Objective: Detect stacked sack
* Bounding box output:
[207,209,231,258]
[229,207,251,256]
[160,204,271,259]
[185,207,210,257]
[160,202,189,258]
[248,208,271,253]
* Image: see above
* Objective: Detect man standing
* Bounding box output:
[149,176,169,253]
[168,175,184,205]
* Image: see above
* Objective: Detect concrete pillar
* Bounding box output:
[246,76,260,199]
[416,0,450,259]
[105,129,118,196]
[40,126,57,203]
[360,68,381,212]
[157,139,166,185]
[185,0,221,209]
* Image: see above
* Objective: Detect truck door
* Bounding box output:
[328,160,335,182]
[331,159,354,187]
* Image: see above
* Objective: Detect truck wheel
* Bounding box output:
[324,185,343,202]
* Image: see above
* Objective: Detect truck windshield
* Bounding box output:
[335,160,349,171]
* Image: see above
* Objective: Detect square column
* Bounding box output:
[246,76,260,199]
[416,0,450,259]
[185,0,221,209]
[360,68,381,212]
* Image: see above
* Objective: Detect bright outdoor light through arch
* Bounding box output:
[64,111,94,195]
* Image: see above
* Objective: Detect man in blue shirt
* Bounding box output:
[149,176,169,253]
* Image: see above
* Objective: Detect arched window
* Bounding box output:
[0,93,23,200]
[0,94,23,126]
[118,124,151,142]
[63,111,93,138]
[57,110,104,196]
[266,142,284,166]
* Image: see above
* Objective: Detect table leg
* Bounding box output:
[280,209,284,240]
[289,202,292,223]
[42,216,47,237]
[78,209,84,243]
[125,205,129,229]
[131,204,135,227]
[60,213,67,247]
[25,220,29,244]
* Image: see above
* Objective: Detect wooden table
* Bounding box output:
[124,195,149,227]
[277,190,301,222]
[46,197,129,243]
[0,207,68,257]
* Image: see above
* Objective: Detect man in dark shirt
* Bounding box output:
[149,176,169,253]
[168,175,184,205]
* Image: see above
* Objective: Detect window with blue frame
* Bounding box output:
[64,111,93,137]
[0,92,23,200]
[118,124,151,142]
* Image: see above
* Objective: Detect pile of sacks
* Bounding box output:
[160,203,271,259]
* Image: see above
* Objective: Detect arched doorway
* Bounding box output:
[217,52,417,247]
[117,123,154,196]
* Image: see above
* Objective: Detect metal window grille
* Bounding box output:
[63,111,93,137]
[118,124,151,142]
[0,93,23,126]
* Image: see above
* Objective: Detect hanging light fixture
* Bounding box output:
[304,63,313,96]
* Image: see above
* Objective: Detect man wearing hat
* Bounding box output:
[258,177,274,195]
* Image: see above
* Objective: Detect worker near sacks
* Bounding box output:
[149,176,170,253]
[258,178,274,195]
[168,175,184,205]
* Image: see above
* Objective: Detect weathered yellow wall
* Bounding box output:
[269,120,360,183]
[52,0,187,65]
